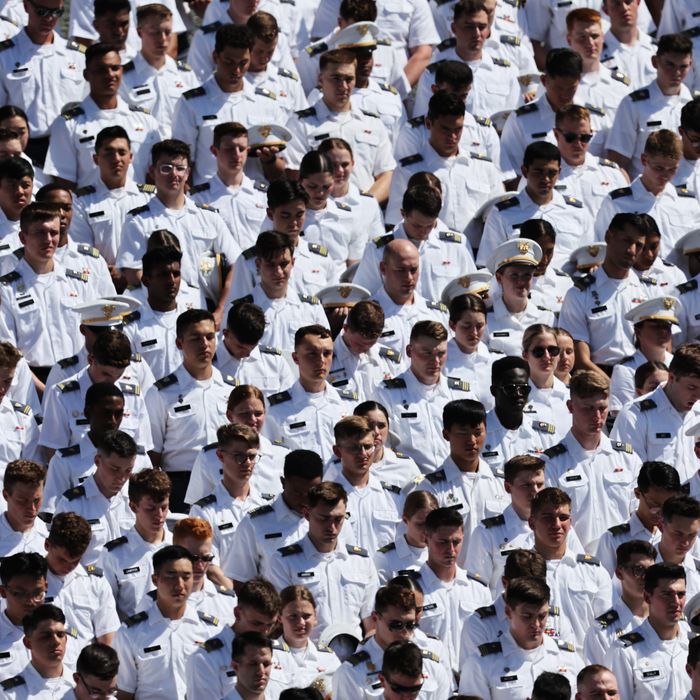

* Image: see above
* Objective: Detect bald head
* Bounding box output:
[383,238,419,264]
[576,666,619,699]
[380,239,420,304]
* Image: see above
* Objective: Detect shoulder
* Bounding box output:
[543,443,567,459]
[299,293,320,305]
[0,38,15,52]
[268,390,292,406]
[377,541,397,554]
[425,469,446,484]
[0,675,25,691]
[475,604,497,619]
[611,440,633,454]
[105,535,128,551]
[154,373,178,390]
[438,230,463,243]
[515,102,539,116]
[201,20,221,34]
[373,233,395,248]
[277,543,303,557]
[307,242,328,257]
[573,273,596,291]
[676,185,697,199]
[295,106,317,119]
[124,611,149,627]
[638,398,657,412]
[62,485,86,501]
[75,185,96,197]
[195,494,217,507]
[607,522,631,536]
[399,153,424,167]
[618,630,645,646]
[183,86,206,100]
[61,105,85,121]
[532,420,556,435]
[249,504,274,518]
[346,544,369,557]
[629,88,650,101]
[127,203,150,216]
[677,279,698,295]
[382,377,406,390]
[577,553,602,566]
[598,158,620,170]
[0,270,19,285]
[346,649,370,666]
[610,186,633,200]
[478,641,503,656]
[58,443,80,457]
[564,195,583,208]
[595,608,620,628]
[278,66,299,80]
[495,195,520,211]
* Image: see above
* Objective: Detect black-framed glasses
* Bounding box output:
[386,619,419,632]
[531,345,561,359]
[622,564,649,578]
[499,383,531,398]
[559,131,593,144]
[27,0,64,17]
[388,681,424,694]
[78,675,118,699]
[190,553,216,563]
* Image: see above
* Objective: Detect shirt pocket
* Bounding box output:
[633,664,666,686]
[340,568,368,609]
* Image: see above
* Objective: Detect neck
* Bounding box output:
[157,190,186,209]
[102,172,128,190]
[91,93,119,110]
[404,531,424,548]
[511,500,530,520]
[571,426,601,451]
[525,185,553,206]
[451,452,479,473]
[649,616,679,641]
[640,173,666,196]
[372,444,384,463]
[684,144,698,162]
[582,58,600,73]
[142,51,166,69]
[0,204,20,221]
[31,658,63,679]
[341,468,369,488]
[260,281,287,299]
[657,539,683,564]
[504,295,528,313]
[332,180,349,197]
[495,407,523,430]
[323,97,350,113]
[223,475,250,499]
[657,77,681,97]
[621,590,648,618]
[300,376,326,393]
[612,24,637,45]
[535,538,567,560]
[309,533,336,554]
[410,367,440,387]
[454,337,476,355]
[227,4,248,23]
[641,344,666,362]
[25,27,53,45]
[26,257,54,275]
[157,597,187,620]
[134,522,165,544]
[663,384,684,414]
[428,559,456,582]
[387,288,413,306]
[148,295,177,313]
[531,373,553,389]
[4,510,32,533]
[601,259,629,280]
[455,44,480,62]
[356,75,369,89]
[236,684,265,700]
[635,508,658,533]
[218,168,244,187]
[191,575,205,592]
[183,361,213,381]
[281,492,303,515]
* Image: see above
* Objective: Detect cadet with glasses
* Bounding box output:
[71,643,119,700]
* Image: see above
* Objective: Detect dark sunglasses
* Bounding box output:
[531,345,561,358]
[27,0,64,17]
[499,383,531,398]
[622,564,649,578]
[560,131,593,144]
[388,681,423,694]
[190,554,216,563]
[386,619,419,632]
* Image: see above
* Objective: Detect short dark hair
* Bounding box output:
[636,461,681,493]
[294,324,332,348]
[644,562,685,594]
[307,481,347,508]
[0,155,33,182]
[4,460,46,493]
[85,42,122,68]
[656,33,693,57]
[267,179,308,209]
[681,98,700,133]
[503,549,546,580]
[689,635,700,669]
[283,450,324,480]
[152,544,194,574]
[427,90,465,121]
[95,126,131,152]
[576,665,614,690]
[22,604,65,635]
[279,690,324,700]
[299,150,333,180]
[0,552,47,585]
[504,575,550,608]
[401,185,442,218]
[448,293,487,323]
[47,512,93,557]
[91,328,132,368]
[531,672,571,700]
[425,506,463,533]
[215,23,253,54]
[346,300,384,337]
[381,641,422,678]
[504,455,545,484]
[255,230,294,261]
[443,399,486,430]
[669,343,700,379]
[142,246,182,276]
[213,122,248,148]
[530,488,571,517]
[226,302,266,345]
[94,0,130,18]
[128,468,171,503]
[319,48,356,72]
[662,495,700,523]
[607,212,646,237]
[84,382,124,412]
[491,356,529,385]
[151,139,190,167]
[545,48,583,78]
[19,202,59,232]
[524,141,561,167]
[237,577,281,616]
[176,308,215,339]
[434,60,473,88]
[76,643,119,680]
[231,631,272,661]
[520,218,556,244]
[97,429,137,459]
[634,360,668,391]
[616,539,657,568]
[374,585,415,614]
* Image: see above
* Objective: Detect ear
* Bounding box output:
[566,399,573,414]
[442,427,449,441]
[175,336,183,351]
[614,566,623,582]
[292,351,299,367]
[520,163,529,180]
[93,153,99,166]
[504,603,513,620]
[151,573,158,587]
[406,344,413,359]
[332,444,342,460]
[23,635,31,650]
[651,54,658,70]
[148,164,155,182]
[302,505,311,522]
[129,499,138,515]
[528,515,535,530]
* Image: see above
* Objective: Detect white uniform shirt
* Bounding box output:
[0,662,74,700]
[635,259,687,295]
[525,376,571,437]
[0,395,41,474]
[595,511,660,574]
[443,339,494,411]
[484,296,556,356]
[214,343,295,398]
[53,242,114,298]
[285,638,340,690]
[187,577,237,628]
[609,349,673,413]
[658,0,700,33]
[0,610,29,681]
[244,64,308,116]
[584,595,646,666]
[332,184,385,240]
[327,447,421,491]
[373,532,428,583]
[601,29,656,90]
[0,514,47,558]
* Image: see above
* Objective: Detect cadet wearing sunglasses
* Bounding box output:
[379,641,428,700]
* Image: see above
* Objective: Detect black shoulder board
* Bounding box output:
[75,185,96,197]
[467,571,487,586]
[278,543,303,556]
[584,103,605,117]
[177,60,192,72]
[296,106,317,119]
[478,641,502,656]
[278,66,298,80]
[300,293,319,304]
[195,201,218,212]
[195,494,217,507]
[122,310,140,326]
[137,183,156,193]
[0,675,25,690]
[474,115,492,127]
[66,268,88,282]
[630,88,650,102]
[250,504,274,518]
[347,544,369,557]
[577,553,601,566]
[183,86,206,100]
[619,631,644,646]
[223,375,239,387]
[335,201,351,212]
[437,36,457,51]
[639,398,657,411]
[0,38,14,52]
[58,443,80,457]
[421,649,440,663]
[347,650,370,666]
[201,20,221,33]
[500,33,520,46]
[306,41,328,57]
[373,233,394,248]
[378,541,397,554]
[492,56,511,67]
[260,345,282,355]
[381,481,401,494]
[470,152,492,162]
[254,181,268,192]
[532,421,555,434]
[242,246,257,260]
[482,514,505,528]
[57,354,79,369]
[154,373,177,390]
[439,230,462,243]
[425,469,446,484]
[677,185,696,198]
[677,279,698,295]
[557,640,575,652]
[62,105,85,120]
[408,115,424,128]
[427,300,448,312]
[218,586,236,597]
[105,535,128,551]
[0,270,19,284]
[610,187,632,200]
[476,604,497,619]
[360,108,379,119]
[85,564,103,576]
[189,182,210,194]
[128,104,150,114]
[268,390,291,405]
[58,380,80,393]
[77,243,100,258]
[339,388,359,401]
[447,377,470,392]
[565,196,583,208]
[608,522,631,536]
[399,153,423,166]
[122,60,135,73]
[516,102,538,116]
[379,346,400,363]
[382,377,406,389]
[128,203,150,216]
[66,39,86,52]
[198,611,219,626]
[496,196,519,211]
[610,70,630,85]
[573,273,595,291]
[307,242,328,256]
[596,608,620,627]
[203,442,218,452]
[255,86,276,100]
[544,443,567,458]
[379,82,397,94]
[125,611,148,627]
[63,485,86,500]
[611,441,633,454]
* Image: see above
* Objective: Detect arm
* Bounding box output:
[213,267,233,330]
[606,149,631,178]
[368,170,393,205]
[573,339,609,378]
[403,44,433,87]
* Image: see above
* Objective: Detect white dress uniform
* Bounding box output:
[674,157,700,205]
[214,343,296,398]
[328,448,421,491]
[263,380,357,463]
[0,610,29,681]
[115,195,241,295]
[332,185,384,239]
[0,395,41,473]
[114,600,223,700]
[54,242,115,297]
[245,64,309,116]
[608,618,691,700]
[443,340,494,411]
[458,631,583,698]
[575,66,632,138]
[184,434,288,506]
[8,357,41,417]
[189,481,273,565]
[477,189,595,269]
[221,495,308,582]
[0,259,91,368]
[351,79,406,145]
[675,276,700,342]
[545,550,613,651]
[373,532,428,583]
[0,513,47,558]
[605,80,693,179]
[386,145,504,234]
[373,370,479,474]
[40,368,152,452]
[595,511,660,575]
[146,364,234,473]
[525,377,571,437]
[634,257,687,291]
[601,29,656,91]
[0,15,19,42]
[284,638,340,690]
[0,662,74,699]
[611,384,700,483]
[44,96,162,186]
[171,78,287,183]
[481,410,558,478]
[484,296,556,356]
[120,54,200,136]
[329,332,404,401]
[190,174,268,251]
[558,269,651,366]
[555,152,630,219]
[0,30,87,137]
[98,527,173,619]
[415,561,491,672]
[332,634,453,700]
[658,0,700,33]
[228,238,336,301]
[609,349,673,413]
[543,432,639,549]
[187,577,237,628]
[284,100,396,192]
[594,178,700,256]
[69,180,153,266]
[0,226,20,278]
[266,534,380,641]
[584,595,646,665]
[411,457,509,550]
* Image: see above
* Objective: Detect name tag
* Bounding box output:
[381,330,395,337]
[656,432,671,439]
[88,210,105,218]
[422,603,438,611]
[565,474,582,481]
[591,305,608,313]
[144,645,161,653]
[298,571,314,578]
[500,675,518,682]
[642,670,660,678]
[493,331,510,337]
[482,451,499,458]
[218,522,234,531]
[401,412,418,418]
[289,421,306,430]
[141,339,158,347]
[264,532,282,539]
[18,298,34,308]
[173,404,191,413]
[123,567,141,574]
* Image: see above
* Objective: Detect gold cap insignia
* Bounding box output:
[663,297,674,310]
[338,286,352,299]
[356,24,369,36]
[517,242,530,254]
[102,304,116,319]
[587,245,600,257]
[458,276,471,288]
[258,125,272,139]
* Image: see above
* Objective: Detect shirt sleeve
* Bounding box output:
[145,385,167,453]
[38,387,71,449]
[523,0,551,44]
[221,515,260,581]
[115,627,139,694]
[282,113,308,170]
[608,644,635,700]
[609,406,647,461]
[605,96,638,159]
[44,116,78,182]
[115,216,148,271]
[457,652,491,697]
[558,287,590,345]
[93,576,122,636]
[407,0,440,48]
[185,31,213,82]
[171,96,198,155]
[476,208,509,268]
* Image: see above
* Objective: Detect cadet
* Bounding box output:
[0,204,91,384]
[481,358,558,478]
[120,4,199,135]
[611,343,700,482]
[99,469,172,619]
[687,636,700,700]
[478,141,594,270]
[70,643,120,700]
[606,33,694,179]
[595,130,700,254]
[575,664,621,699]
[596,461,682,574]
[632,214,687,292]
[465,455,546,592]
[332,587,454,699]
[44,43,162,188]
[378,640,446,700]
[226,632,275,700]
[675,99,700,199]
[558,212,651,374]
[0,460,48,559]
[0,157,33,273]
[0,553,48,679]
[608,563,691,698]
[584,540,656,665]
[215,302,294,397]
[266,481,379,641]
[171,24,287,183]
[459,577,583,697]
[114,545,223,699]
[0,604,74,698]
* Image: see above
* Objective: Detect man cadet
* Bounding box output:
[385,91,503,236]
[263,325,356,463]
[99,468,172,619]
[69,643,120,700]
[146,308,234,511]
[0,604,74,698]
[607,34,692,179]
[675,99,700,201]
[115,139,240,321]
[44,43,162,188]
[0,158,33,273]
[119,4,199,136]
[584,540,657,665]
[114,545,222,700]
[595,130,700,254]
[0,0,86,166]
[543,370,640,549]
[687,635,700,700]
[332,586,454,700]
[172,24,287,184]
[481,357,558,479]
[609,563,691,699]
[611,343,700,482]
[226,632,276,700]
[377,641,448,700]
[0,204,90,385]
[284,49,395,203]
[266,481,379,641]
[459,577,583,697]
[477,142,594,270]
[558,212,651,376]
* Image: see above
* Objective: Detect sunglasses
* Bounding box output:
[388,681,423,694]
[531,345,561,358]
[386,619,419,632]
[190,554,216,563]
[622,564,649,578]
[499,383,531,398]
[560,131,593,144]
[27,0,64,17]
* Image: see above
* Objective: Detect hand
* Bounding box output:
[189,0,211,18]
[258,145,281,164]
[212,305,224,331]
